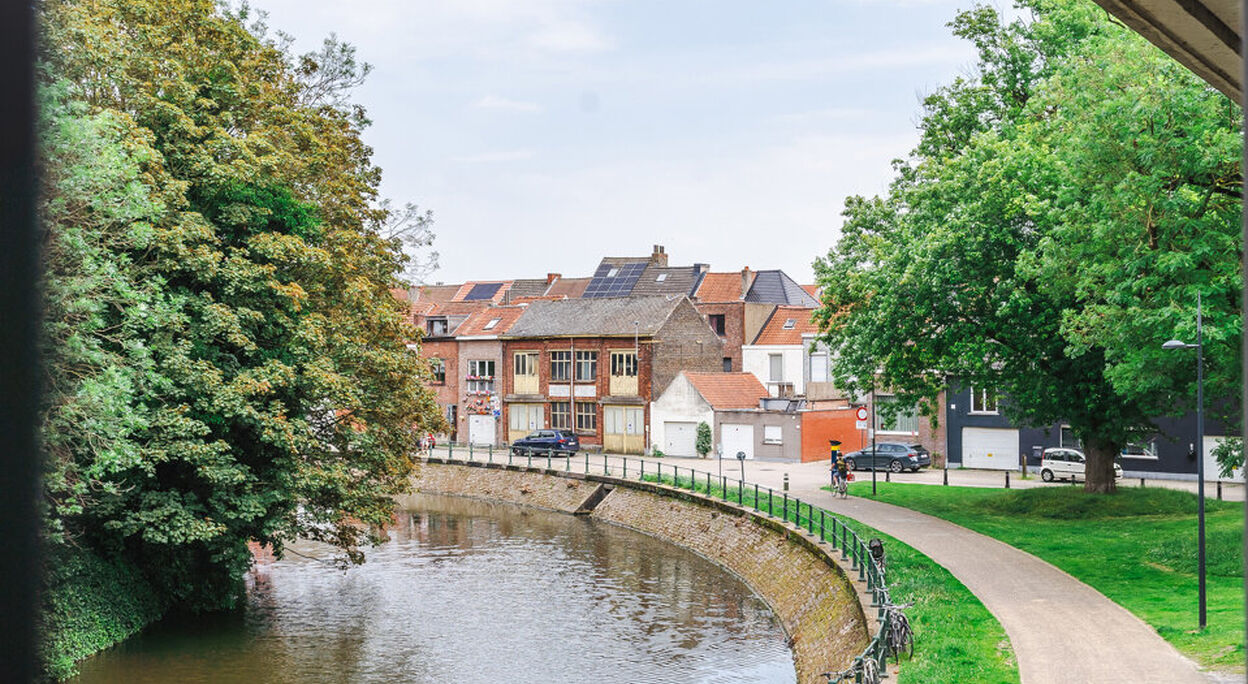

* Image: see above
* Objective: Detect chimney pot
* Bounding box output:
[650,245,669,267]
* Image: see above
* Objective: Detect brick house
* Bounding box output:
[450,306,527,446]
[742,306,818,397]
[691,269,815,372]
[500,296,723,454]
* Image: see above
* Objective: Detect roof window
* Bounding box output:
[782,319,796,329]
[607,268,620,277]
[483,318,501,330]
[656,273,667,282]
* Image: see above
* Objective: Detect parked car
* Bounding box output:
[511,429,580,456]
[843,442,931,473]
[1039,448,1123,482]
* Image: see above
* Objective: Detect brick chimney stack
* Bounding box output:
[546,272,561,284]
[650,244,668,267]
[741,267,755,299]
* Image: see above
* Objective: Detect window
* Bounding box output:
[467,360,495,393]
[1060,426,1082,449]
[810,352,829,382]
[482,317,500,331]
[607,267,620,277]
[446,404,457,426]
[575,351,598,382]
[610,351,638,377]
[875,397,919,434]
[514,352,537,377]
[723,357,733,372]
[550,401,570,429]
[764,425,783,444]
[427,318,448,336]
[430,358,445,384]
[655,273,667,282]
[550,351,571,382]
[782,318,796,329]
[575,402,597,432]
[708,314,726,336]
[970,386,998,414]
[769,354,784,382]
[1122,442,1158,459]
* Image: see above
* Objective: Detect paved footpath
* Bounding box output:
[628,456,1232,684]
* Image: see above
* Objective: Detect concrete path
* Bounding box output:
[634,456,1224,684]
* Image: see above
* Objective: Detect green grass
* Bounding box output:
[642,473,1019,682]
[847,482,1245,671]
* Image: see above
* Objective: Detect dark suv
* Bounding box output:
[511,429,580,456]
[843,442,931,473]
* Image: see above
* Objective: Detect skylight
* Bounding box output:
[483,318,501,330]
[607,268,620,277]
[656,273,667,282]
[782,319,796,329]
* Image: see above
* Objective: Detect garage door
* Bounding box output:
[721,423,754,460]
[663,421,697,457]
[962,427,1019,470]
[468,415,496,446]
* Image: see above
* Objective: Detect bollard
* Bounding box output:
[1005,471,1011,489]
[622,457,627,479]
[885,470,891,483]
[469,443,474,460]
[488,444,493,465]
[603,453,608,476]
[783,473,789,492]
[547,449,552,470]
[448,443,453,459]
[943,467,948,486]
[1140,477,1146,488]
[1217,480,1223,500]
[527,451,532,469]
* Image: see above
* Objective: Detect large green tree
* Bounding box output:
[814,0,1241,493]
[39,0,442,613]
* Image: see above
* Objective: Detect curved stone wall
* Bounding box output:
[406,460,871,683]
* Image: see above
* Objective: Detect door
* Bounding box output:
[721,423,754,460]
[508,404,543,443]
[664,421,697,457]
[468,414,495,446]
[604,406,645,455]
[962,427,1019,470]
[1203,436,1243,482]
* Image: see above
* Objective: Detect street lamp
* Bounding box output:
[1162,292,1206,630]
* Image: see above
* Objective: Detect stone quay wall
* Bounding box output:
[408,460,872,682]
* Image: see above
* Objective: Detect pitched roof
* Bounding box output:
[745,270,820,306]
[416,284,462,305]
[630,265,701,297]
[506,278,552,299]
[802,284,820,299]
[684,372,769,410]
[583,259,650,298]
[545,277,590,298]
[505,296,684,337]
[694,272,745,302]
[752,306,818,345]
[454,306,527,337]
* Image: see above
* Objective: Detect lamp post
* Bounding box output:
[1162,292,1206,630]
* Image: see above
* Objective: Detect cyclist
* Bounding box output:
[829,440,849,493]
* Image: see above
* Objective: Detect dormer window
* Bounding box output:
[427,318,448,336]
[483,318,500,330]
[782,319,796,329]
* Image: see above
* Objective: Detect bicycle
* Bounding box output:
[823,656,880,684]
[883,601,914,662]
[834,473,848,499]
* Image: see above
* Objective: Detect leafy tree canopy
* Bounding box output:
[814,0,1241,493]
[39,0,442,611]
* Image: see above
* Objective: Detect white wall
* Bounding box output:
[742,345,805,396]
[649,373,714,456]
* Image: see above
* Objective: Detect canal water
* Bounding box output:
[73,493,796,683]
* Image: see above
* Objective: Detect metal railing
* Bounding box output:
[425,443,899,682]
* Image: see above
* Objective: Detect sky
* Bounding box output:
[247,0,986,285]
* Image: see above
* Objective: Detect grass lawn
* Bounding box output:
[847,482,1245,671]
[643,473,1019,682]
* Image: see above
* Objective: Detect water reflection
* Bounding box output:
[73,494,795,683]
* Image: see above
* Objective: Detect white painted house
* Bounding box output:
[650,371,771,458]
[741,306,817,398]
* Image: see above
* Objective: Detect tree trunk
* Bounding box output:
[1083,440,1119,493]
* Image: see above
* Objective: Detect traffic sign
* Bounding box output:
[855,420,867,430]
[855,406,868,421]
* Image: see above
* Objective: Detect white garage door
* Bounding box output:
[721,423,754,460]
[664,421,697,457]
[1204,436,1244,482]
[962,427,1019,470]
[468,415,495,446]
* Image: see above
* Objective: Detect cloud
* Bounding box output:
[473,95,542,113]
[450,150,535,163]
[730,45,972,82]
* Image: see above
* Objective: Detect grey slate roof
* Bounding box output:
[506,278,551,299]
[505,296,684,337]
[630,265,701,297]
[745,270,820,306]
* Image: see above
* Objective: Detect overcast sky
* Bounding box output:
[248,0,984,285]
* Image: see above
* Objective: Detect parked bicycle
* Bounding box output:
[823,655,880,684]
[883,600,914,662]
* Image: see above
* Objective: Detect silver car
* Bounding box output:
[1039,448,1123,482]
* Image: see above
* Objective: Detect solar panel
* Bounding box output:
[584,261,646,298]
[463,283,503,301]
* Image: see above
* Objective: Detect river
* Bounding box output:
[72,493,796,683]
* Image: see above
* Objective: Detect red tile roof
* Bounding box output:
[684,372,769,410]
[801,284,820,298]
[545,277,590,298]
[694,272,745,302]
[752,306,818,345]
[454,306,527,337]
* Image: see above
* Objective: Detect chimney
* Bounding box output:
[546,272,561,284]
[741,267,755,299]
[693,263,710,276]
[650,244,668,267]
